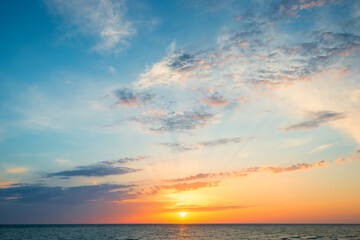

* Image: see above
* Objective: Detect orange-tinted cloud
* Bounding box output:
[300,0,325,10]
[6,168,28,174]
[170,205,246,212]
[238,41,248,46]
[265,163,314,173]
[0,181,18,189]
[314,160,327,167]
[154,181,221,193]
[336,158,346,163]
[163,153,357,188]
[165,161,329,184]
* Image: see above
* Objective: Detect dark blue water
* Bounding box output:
[0,224,359,240]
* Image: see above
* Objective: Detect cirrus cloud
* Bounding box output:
[45,0,136,52]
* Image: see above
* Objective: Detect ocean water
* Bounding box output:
[0,224,359,240]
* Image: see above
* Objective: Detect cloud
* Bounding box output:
[239,0,339,24]
[108,66,117,73]
[160,142,197,152]
[114,89,155,107]
[6,168,28,174]
[46,166,136,178]
[336,158,346,163]
[160,137,247,152]
[154,181,221,193]
[201,92,229,106]
[105,1,360,138]
[307,143,334,154]
[45,0,136,52]
[104,156,147,164]
[275,69,360,144]
[134,47,202,88]
[54,159,71,165]
[132,110,215,133]
[264,163,314,173]
[314,160,327,167]
[169,52,196,72]
[165,173,222,183]
[0,181,18,189]
[279,111,346,131]
[299,0,326,10]
[0,184,135,204]
[46,156,145,178]
[28,0,359,141]
[170,205,246,212]
[131,1,360,122]
[166,160,332,183]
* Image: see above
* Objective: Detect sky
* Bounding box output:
[0,0,360,224]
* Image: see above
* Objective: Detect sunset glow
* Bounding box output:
[0,0,360,225]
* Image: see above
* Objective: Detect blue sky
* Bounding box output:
[0,0,360,224]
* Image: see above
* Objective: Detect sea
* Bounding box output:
[0,224,359,240]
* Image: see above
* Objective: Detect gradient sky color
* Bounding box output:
[0,0,360,224]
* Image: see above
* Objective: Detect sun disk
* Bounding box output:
[178,212,187,217]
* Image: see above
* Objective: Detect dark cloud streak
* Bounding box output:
[0,184,135,204]
[280,111,346,131]
[46,156,145,178]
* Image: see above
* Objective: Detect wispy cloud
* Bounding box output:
[336,158,346,163]
[46,156,145,178]
[46,0,136,52]
[279,111,346,131]
[147,181,221,195]
[6,168,28,174]
[165,173,223,183]
[264,163,314,173]
[54,158,71,165]
[132,110,215,133]
[134,47,202,88]
[166,160,332,183]
[239,0,340,24]
[114,88,155,107]
[0,181,18,189]
[170,204,247,212]
[307,143,334,154]
[161,181,220,192]
[108,66,117,74]
[160,137,248,152]
[201,92,229,106]
[144,158,340,195]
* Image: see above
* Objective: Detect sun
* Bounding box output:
[178,212,187,217]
